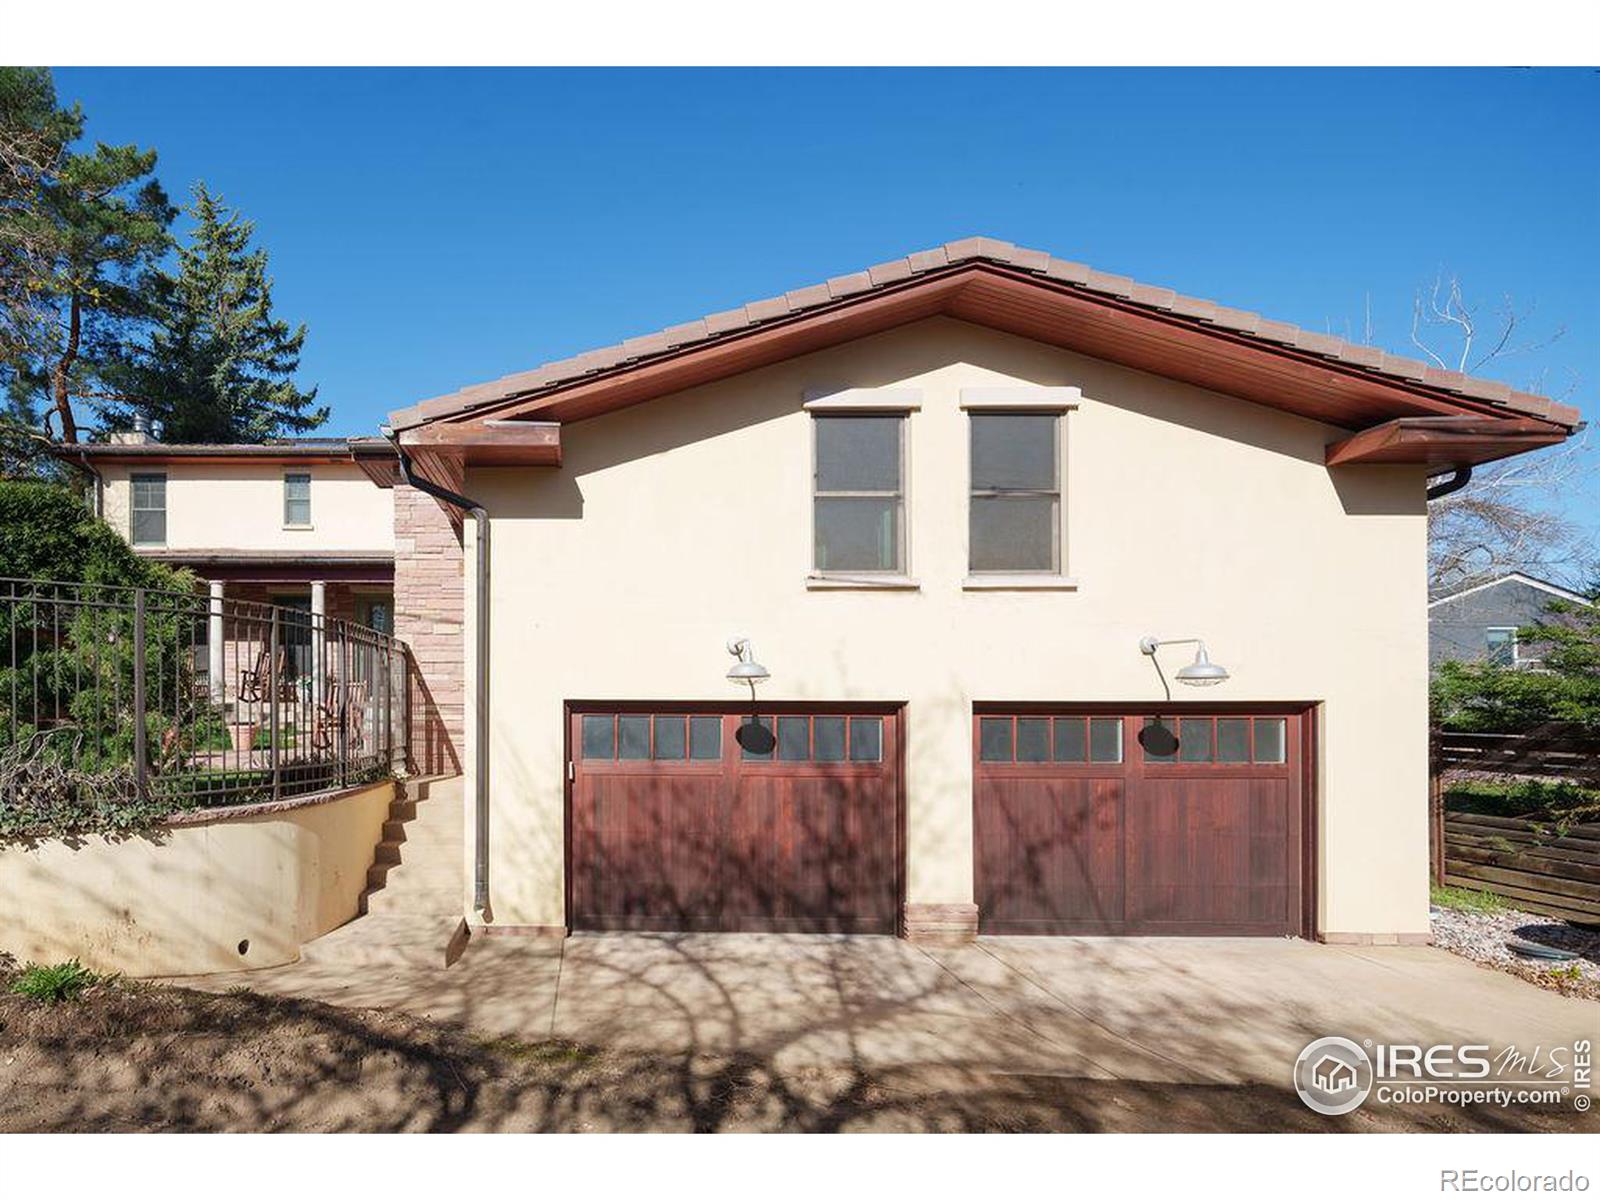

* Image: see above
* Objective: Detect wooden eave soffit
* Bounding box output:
[1324,416,1570,469]
[398,419,562,467]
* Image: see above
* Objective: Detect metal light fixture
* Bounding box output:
[1139,635,1230,700]
[726,637,770,692]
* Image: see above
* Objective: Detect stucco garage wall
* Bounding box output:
[463,317,1432,941]
[0,780,393,976]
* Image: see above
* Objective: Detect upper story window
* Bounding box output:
[283,472,312,527]
[129,472,166,546]
[1485,627,1517,667]
[812,414,905,574]
[969,412,1060,573]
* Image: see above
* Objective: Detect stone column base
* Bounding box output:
[903,902,979,944]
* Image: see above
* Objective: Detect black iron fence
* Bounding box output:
[1,577,407,819]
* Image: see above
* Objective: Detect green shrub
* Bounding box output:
[1445,778,1600,822]
[9,959,100,1003]
[251,722,296,750]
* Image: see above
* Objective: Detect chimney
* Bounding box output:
[109,413,158,446]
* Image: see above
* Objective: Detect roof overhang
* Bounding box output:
[134,549,395,584]
[1323,416,1571,469]
[391,258,1578,464]
[396,419,561,467]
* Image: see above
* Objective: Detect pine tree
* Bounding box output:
[112,183,327,443]
[0,67,173,449]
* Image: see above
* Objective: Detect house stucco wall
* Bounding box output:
[460,317,1432,940]
[98,460,394,554]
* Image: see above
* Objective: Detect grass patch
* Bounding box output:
[476,1035,600,1066]
[9,959,102,1003]
[1431,884,1510,914]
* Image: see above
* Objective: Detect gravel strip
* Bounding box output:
[1430,905,1600,1002]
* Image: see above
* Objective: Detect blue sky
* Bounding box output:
[55,67,1599,528]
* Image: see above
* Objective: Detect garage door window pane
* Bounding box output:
[1141,718,1177,762]
[850,717,882,762]
[1016,718,1050,762]
[979,717,1013,762]
[1089,718,1123,763]
[740,716,774,760]
[1254,718,1286,764]
[617,715,650,760]
[689,716,722,760]
[1053,718,1087,762]
[581,715,614,760]
[813,716,847,762]
[652,715,686,760]
[1216,718,1250,763]
[1178,718,1213,762]
[777,716,810,761]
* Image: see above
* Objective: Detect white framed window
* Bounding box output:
[283,472,312,527]
[1485,627,1517,667]
[811,413,906,576]
[968,412,1061,574]
[129,472,167,546]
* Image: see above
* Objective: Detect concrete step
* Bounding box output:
[361,885,461,917]
[299,913,469,969]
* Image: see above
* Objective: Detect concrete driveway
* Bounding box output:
[186,932,1595,1096]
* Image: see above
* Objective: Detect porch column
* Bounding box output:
[207,580,225,705]
[310,580,327,721]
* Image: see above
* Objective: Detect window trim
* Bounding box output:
[128,471,168,547]
[283,471,313,529]
[965,407,1066,579]
[809,410,910,582]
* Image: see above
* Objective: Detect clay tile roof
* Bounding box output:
[389,237,1582,432]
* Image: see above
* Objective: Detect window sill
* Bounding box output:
[283,524,315,531]
[806,573,921,591]
[962,574,1079,591]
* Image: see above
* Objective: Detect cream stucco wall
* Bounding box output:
[0,781,393,976]
[99,460,394,553]
[462,317,1432,939]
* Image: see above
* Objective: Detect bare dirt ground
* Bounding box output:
[0,976,1586,1133]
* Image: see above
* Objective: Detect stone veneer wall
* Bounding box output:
[393,466,465,775]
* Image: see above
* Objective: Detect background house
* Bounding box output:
[1428,572,1593,671]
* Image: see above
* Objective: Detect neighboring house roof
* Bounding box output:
[388,237,1582,461]
[58,437,392,464]
[1428,572,1594,609]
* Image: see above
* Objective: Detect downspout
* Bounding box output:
[1425,465,1473,502]
[382,426,492,917]
[72,450,105,518]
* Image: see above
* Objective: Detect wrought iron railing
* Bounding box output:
[1,577,408,822]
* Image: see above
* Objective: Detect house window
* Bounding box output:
[1486,627,1517,667]
[813,414,905,574]
[284,473,312,527]
[969,413,1060,573]
[129,473,167,546]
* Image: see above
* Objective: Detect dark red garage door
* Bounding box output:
[568,705,902,933]
[974,706,1313,937]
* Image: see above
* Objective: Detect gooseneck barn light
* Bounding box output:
[726,637,770,693]
[1139,635,1230,701]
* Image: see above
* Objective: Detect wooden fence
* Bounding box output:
[1430,725,1600,923]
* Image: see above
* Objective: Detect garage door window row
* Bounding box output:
[1141,716,1286,764]
[581,713,723,761]
[979,715,1123,764]
[739,715,883,763]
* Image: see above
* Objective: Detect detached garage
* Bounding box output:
[974,706,1315,937]
[567,705,903,933]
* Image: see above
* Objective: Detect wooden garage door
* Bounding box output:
[974,707,1313,936]
[568,705,902,933]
